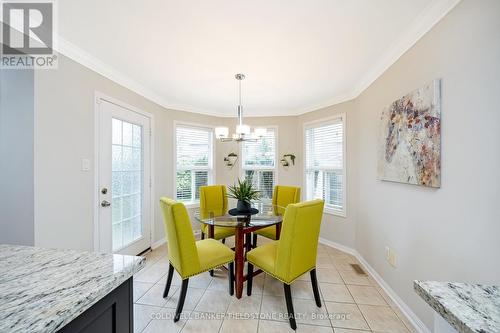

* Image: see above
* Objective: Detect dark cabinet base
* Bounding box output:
[58,277,133,333]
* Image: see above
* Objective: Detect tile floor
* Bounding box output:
[133,237,416,333]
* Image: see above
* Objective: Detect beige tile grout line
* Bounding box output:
[144,254,229,332]
[317,271,338,332]
[344,279,373,333]
[329,248,410,332]
[217,275,236,333]
[255,274,265,333]
[136,251,167,333]
[138,244,411,333]
[372,286,413,333]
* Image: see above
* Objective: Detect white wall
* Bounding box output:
[258,1,499,329]
[0,68,35,246]
[297,101,357,248]
[32,55,305,250]
[353,0,500,328]
[29,1,500,330]
[34,55,223,250]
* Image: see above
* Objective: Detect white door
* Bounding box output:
[97,98,151,255]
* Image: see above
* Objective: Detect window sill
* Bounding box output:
[183,202,200,209]
[323,208,346,218]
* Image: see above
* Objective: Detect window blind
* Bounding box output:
[245,170,275,200]
[242,128,276,200]
[242,129,276,168]
[175,125,213,202]
[305,118,345,213]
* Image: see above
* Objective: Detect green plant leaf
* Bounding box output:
[227,178,261,202]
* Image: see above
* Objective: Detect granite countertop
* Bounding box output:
[0,244,145,333]
[414,280,500,333]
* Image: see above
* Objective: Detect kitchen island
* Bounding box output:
[414,280,500,333]
[0,244,145,333]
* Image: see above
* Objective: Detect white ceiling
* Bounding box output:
[57,0,459,117]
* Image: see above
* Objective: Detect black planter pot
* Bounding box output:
[236,200,252,213]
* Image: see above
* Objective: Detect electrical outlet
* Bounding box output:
[385,246,397,268]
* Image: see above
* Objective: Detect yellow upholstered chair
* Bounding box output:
[252,186,300,246]
[199,185,236,241]
[246,199,324,330]
[160,197,235,322]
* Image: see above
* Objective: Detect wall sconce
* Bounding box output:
[224,152,238,169]
[280,154,296,167]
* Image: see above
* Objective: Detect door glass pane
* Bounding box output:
[112,119,122,145]
[123,121,133,146]
[122,147,133,171]
[112,118,143,251]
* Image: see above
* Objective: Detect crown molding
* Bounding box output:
[347,0,461,102]
[290,0,461,116]
[287,91,359,116]
[55,38,233,118]
[19,0,460,118]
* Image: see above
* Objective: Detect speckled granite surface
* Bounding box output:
[414,280,500,333]
[0,244,145,333]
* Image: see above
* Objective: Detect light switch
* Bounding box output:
[81,158,91,171]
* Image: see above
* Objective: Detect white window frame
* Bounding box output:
[303,114,346,217]
[173,121,216,207]
[240,126,278,201]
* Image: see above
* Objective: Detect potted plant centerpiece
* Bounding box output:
[228,178,261,214]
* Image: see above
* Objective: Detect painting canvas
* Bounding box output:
[378,80,441,188]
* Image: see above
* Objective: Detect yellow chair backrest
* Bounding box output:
[272,186,301,214]
[275,199,324,283]
[200,185,228,217]
[160,197,200,279]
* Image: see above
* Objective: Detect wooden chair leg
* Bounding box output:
[284,283,297,330]
[252,234,257,248]
[163,263,174,298]
[310,269,322,307]
[229,262,234,296]
[174,279,189,322]
[247,262,254,296]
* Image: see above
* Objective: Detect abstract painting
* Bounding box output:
[378,80,441,188]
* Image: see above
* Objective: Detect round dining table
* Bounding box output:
[194,202,283,299]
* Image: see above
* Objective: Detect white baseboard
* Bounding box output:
[151,230,201,250]
[151,237,166,249]
[150,235,429,332]
[319,237,357,257]
[319,238,431,333]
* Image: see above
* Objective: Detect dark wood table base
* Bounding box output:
[207,222,281,299]
[235,223,281,299]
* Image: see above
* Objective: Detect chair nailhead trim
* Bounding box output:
[173,259,236,280]
[247,260,315,285]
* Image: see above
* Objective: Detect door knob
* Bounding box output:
[101,200,111,207]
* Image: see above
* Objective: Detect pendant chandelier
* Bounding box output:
[215,74,267,142]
